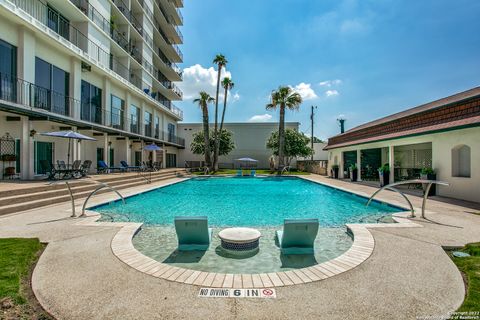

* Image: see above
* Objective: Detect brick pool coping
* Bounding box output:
[78,175,423,288]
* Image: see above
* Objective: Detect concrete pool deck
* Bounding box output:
[0,175,479,319]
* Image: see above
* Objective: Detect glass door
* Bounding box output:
[34,142,54,174]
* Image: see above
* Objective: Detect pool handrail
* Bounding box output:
[366,179,449,219]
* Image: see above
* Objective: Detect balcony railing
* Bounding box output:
[144,123,152,137]
[0,73,75,117]
[163,130,185,146]
[7,0,183,119]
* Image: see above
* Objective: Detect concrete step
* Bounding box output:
[0,170,186,216]
[0,170,179,206]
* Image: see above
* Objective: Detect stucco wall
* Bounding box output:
[326,126,480,203]
[177,122,300,169]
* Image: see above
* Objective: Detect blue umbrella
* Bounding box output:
[143,143,163,151]
[40,130,97,167]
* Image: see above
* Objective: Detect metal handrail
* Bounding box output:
[366,179,449,218]
[281,166,291,175]
[80,183,126,217]
[48,179,125,218]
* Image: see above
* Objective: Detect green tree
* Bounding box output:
[193,91,215,168]
[266,86,303,171]
[191,129,235,157]
[212,54,228,172]
[219,77,234,132]
[267,129,313,166]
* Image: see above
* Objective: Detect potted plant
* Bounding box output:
[1,154,16,161]
[331,164,339,179]
[378,164,390,187]
[420,167,436,196]
[349,163,358,182]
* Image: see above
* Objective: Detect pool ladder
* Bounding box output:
[365,179,449,219]
[49,180,126,218]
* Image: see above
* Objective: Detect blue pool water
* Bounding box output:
[95,176,401,227]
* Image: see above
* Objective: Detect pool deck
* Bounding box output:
[1,175,479,319]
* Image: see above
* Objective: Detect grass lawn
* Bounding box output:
[450,242,480,312]
[192,169,310,176]
[0,238,49,318]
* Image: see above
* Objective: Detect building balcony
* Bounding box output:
[0,73,72,117]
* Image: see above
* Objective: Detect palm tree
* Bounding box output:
[219,77,234,133]
[193,91,215,168]
[266,86,303,172]
[212,54,228,172]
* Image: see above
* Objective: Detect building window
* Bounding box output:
[0,39,17,102]
[34,57,70,116]
[47,5,69,40]
[130,105,140,134]
[144,111,152,137]
[155,116,160,138]
[452,145,471,178]
[81,81,102,124]
[168,123,175,142]
[111,95,124,130]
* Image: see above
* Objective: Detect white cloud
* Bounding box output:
[326,90,339,97]
[248,114,273,122]
[291,82,318,101]
[319,79,342,87]
[232,92,240,102]
[177,64,232,100]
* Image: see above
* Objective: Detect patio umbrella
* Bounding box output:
[234,157,258,169]
[143,143,163,151]
[40,130,97,167]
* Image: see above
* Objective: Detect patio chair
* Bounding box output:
[153,161,162,171]
[276,218,319,255]
[250,169,256,177]
[174,216,213,251]
[236,169,242,176]
[39,160,57,180]
[57,160,67,170]
[79,160,92,177]
[120,161,141,172]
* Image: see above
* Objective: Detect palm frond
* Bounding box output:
[213,54,228,67]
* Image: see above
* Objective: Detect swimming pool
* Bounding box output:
[95,176,400,227]
[94,176,401,273]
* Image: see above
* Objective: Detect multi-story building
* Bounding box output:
[0,0,184,179]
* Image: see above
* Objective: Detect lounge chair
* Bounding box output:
[276,218,319,255]
[120,160,141,172]
[97,160,124,174]
[236,169,242,176]
[250,169,256,177]
[174,216,213,251]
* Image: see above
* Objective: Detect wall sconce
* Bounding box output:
[29,129,37,137]
[129,144,133,149]
[108,141,112,146]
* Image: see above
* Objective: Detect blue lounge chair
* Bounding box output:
[236,169,242,176]
[174,216,213,251]
[276,219,319,255]
[250,169,256,177]
[97,160,124,174]
[120,160,141,172]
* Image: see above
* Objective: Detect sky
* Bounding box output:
[175,0,480,140]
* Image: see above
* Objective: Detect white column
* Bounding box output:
[103,133,109,164]
[70,58,82,119]
[162,143,167,168]
[124,137,130,164]
[20,116,31,179]
[17,27,35,83]
[389,145,395,183]
[103,77,111,126]
[356,149,362,181]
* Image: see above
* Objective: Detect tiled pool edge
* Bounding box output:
[77,211,421,288]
